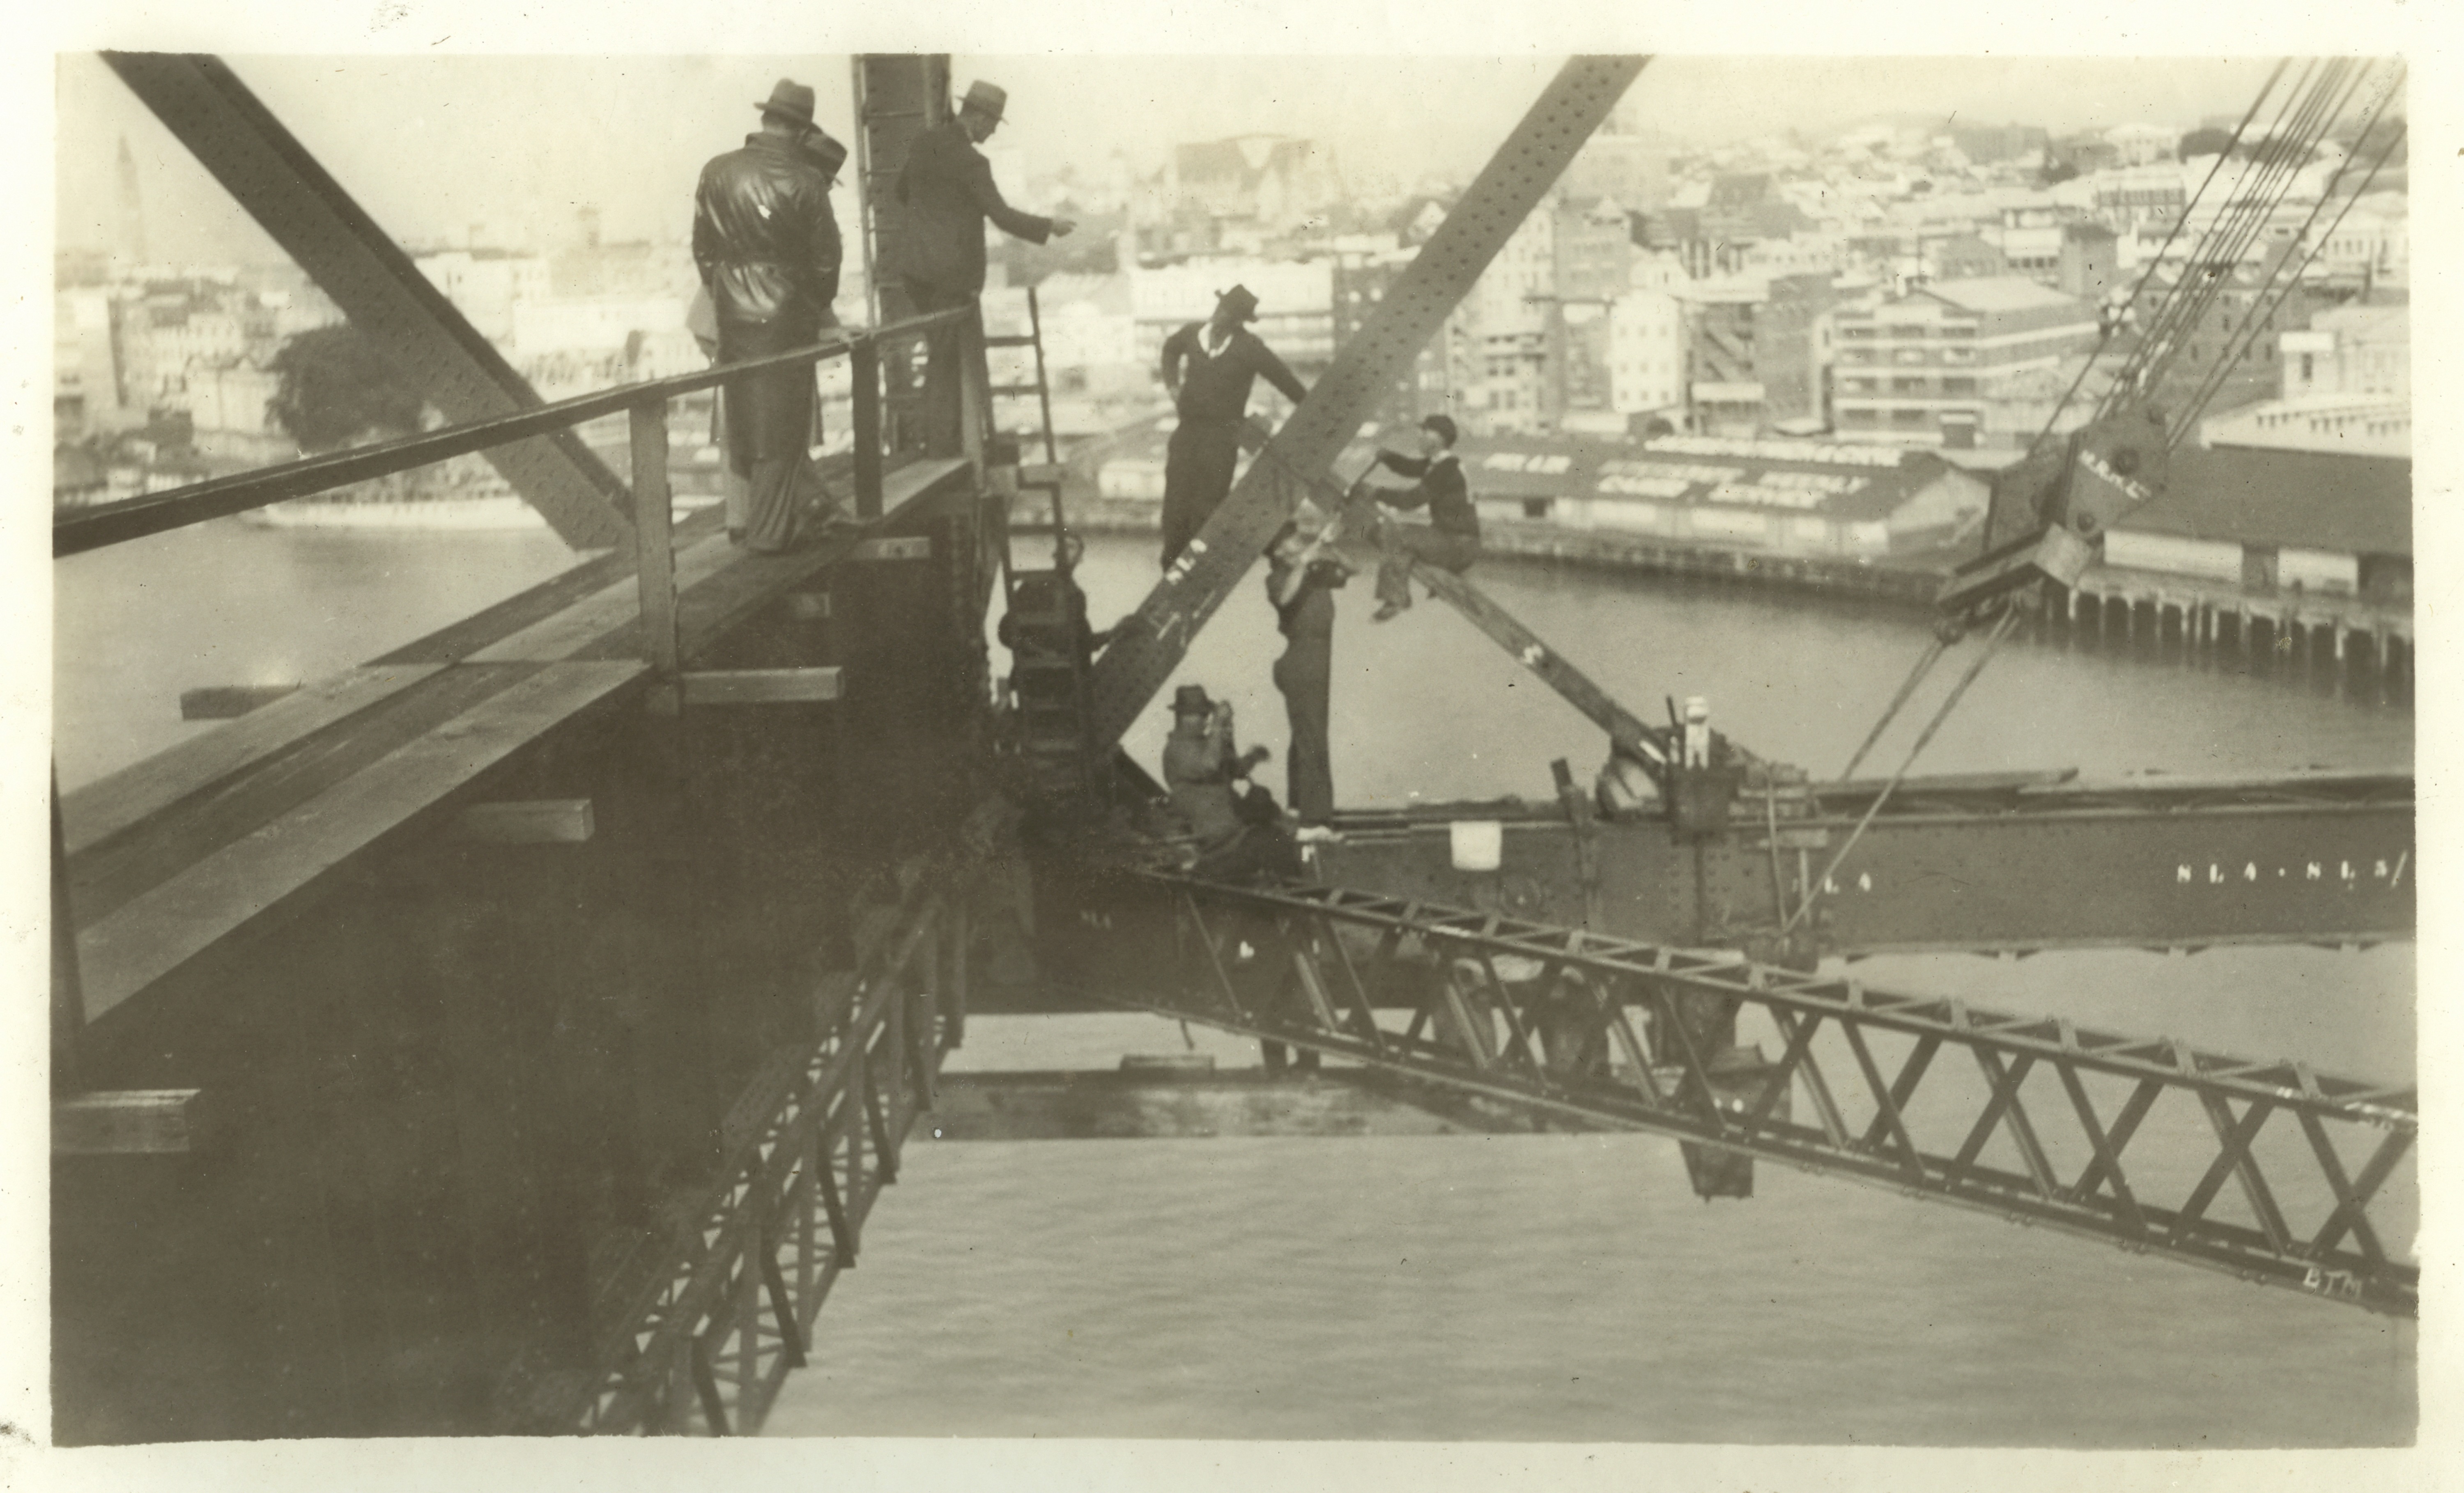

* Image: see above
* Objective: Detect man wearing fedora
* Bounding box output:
[1156,284,1311,568]
[897,81,1076,457]
[1160,685,1296,883]
[694,79,853,552]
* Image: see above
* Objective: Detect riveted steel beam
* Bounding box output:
[103,53,634,552]
[1086,56,1650,745]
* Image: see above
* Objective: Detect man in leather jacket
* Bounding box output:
[895,80,1075,457]
[693,79,850,552]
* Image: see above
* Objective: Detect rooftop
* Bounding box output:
[2118,446,2410,557]
[1923,276,2083,313]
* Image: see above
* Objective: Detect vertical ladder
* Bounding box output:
[988,287,1099,801]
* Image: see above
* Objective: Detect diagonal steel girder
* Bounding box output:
[103,53,635,552]
[1085,56,1650,745]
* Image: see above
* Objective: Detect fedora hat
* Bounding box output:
[1172,684,1215,715]
[757,78,817,128]
[800,127,849,181]
[958,80,1008,121]
[1215,284,1261,322]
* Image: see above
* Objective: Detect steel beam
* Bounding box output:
[1306,773,2413,956]
[102,53,634,551]
[1076,870,2417,1316]
[1086,57,1649,744]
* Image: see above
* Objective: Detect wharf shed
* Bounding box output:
[2105,446,2411,605]
[1096,426,1990,561]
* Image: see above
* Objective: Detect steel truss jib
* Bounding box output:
[565,878,963,1435]
[1116,873,2416,1316]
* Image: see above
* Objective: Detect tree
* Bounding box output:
[265,323,426,453]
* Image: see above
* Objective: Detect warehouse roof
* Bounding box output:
[2117,446,2410,557]
[1110,427,1977,523]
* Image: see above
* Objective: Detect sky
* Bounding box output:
[55,54,2300,269]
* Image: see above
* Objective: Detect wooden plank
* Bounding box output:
[467,533,738,664]
[62,663,447,856]
[372,507,725,666]
[54,1089,211,1155]
[68,664,542,928]
[484,459,969,667]
[631,403,680,680]
[852,339,884,520]
[626,458,972,665]
[680,669,843,706]
[179,684,302,720]
[76,660,646,1022]
[449,799,596,844]
[786,592,831,622]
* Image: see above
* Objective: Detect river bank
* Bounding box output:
[1024,485,2414,705]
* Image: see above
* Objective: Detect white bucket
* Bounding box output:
[1449,820,1504,873]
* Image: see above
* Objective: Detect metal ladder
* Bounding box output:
[988,287,1099,802]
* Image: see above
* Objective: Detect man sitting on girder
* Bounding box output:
[693,79,858,553]
[1161,685,1299,883]
[1361,414,1480,621]
[1157,285,1312,568]
[897,80,1076,458]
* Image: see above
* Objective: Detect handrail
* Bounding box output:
[54,307,968,559]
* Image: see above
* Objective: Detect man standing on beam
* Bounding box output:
[693,79,855,552]
[897,80,1076,458]
[1157,285,1312,568]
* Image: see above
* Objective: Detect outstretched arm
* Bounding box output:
[966,154,1055,244]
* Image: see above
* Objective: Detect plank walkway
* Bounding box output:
[60,456,972,1023]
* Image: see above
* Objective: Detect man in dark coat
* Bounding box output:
[1363,413,1480,619]
[1156,284,1311,568]
[1264,517,1352,826]
[896,80,1076,456]
[693,79,851,552]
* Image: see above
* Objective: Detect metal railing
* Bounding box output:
[566,864,967,1435]
[53,306,976,561]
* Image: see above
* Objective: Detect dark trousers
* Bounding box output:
[1160,418,1243,567]
[718,312,825,552]
[906,280,983,459]
[1376,527,1478,610]
[1272,640,1334,823]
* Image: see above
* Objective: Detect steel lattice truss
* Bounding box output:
[1114,872,2418,1316]
[563,881,963,1435]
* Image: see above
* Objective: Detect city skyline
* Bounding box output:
[57,54,2308,270]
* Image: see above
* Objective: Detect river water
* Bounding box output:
[52,524,2416,1446]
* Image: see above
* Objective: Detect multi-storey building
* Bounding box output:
[2118,252,2310,417]
[1673,277,1764,437]
[412,249,552,344]
[2281,301,2407,400]
[1606,290,1686,426]
[1830,276,2099,448]
[1168,135,1344,235]
[54,289,127,440]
